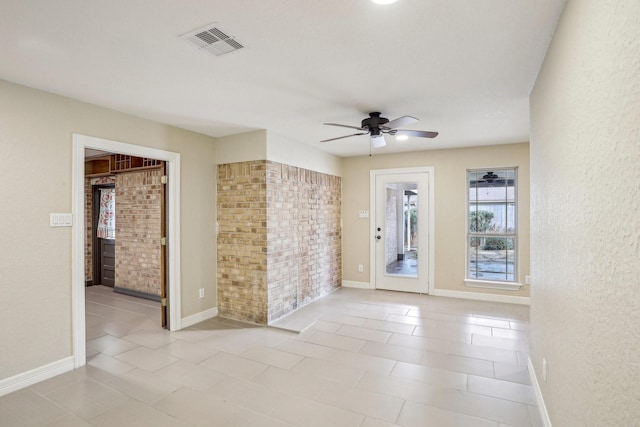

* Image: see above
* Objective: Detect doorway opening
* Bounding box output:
[72,134,182,369]
[84,152,167,321]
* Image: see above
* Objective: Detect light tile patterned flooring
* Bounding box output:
[1,285,542,426]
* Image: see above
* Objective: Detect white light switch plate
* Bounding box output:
[358,210,369,218]
[50,213,73,227]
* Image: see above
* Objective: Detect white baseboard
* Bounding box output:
[431,289,530,305]
[528,357,552,426]
[180,307,219,329]
[0,357,74,397]
[342,280,374,290]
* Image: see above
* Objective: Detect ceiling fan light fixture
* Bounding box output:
[371,134,386,148]
[321,112,437,147]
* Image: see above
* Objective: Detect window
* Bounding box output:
[466,168,518,288]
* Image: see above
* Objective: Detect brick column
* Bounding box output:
[217,160,341,324]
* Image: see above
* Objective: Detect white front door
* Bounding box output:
[371,168,432,293]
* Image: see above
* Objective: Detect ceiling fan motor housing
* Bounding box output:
[361,112,389,131]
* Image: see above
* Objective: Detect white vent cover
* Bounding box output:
[180,23,244,57]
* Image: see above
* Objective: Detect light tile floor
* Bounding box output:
[1,285,542,426]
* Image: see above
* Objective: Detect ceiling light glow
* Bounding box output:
[396,134,409,141]
[371,0,398,4]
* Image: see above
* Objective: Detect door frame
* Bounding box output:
[71,134,182,369]
[369,166,435,293]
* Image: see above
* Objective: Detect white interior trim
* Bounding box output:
[72,134,182,369]
[181,307,219,329]
[341,280,374,290]
[431,288,530,305]
[528,357,553,427]
[464,278,522,291]
[0,357,74,397]
[369,166,435,294]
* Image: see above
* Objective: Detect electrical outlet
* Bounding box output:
[542,357,548,382]
[358,210,369,218]
[525,275,531,285]
[358,264,364,273]
[199,288,205,299]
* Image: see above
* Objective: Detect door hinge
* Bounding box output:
[161,175,168,184]
[161,298,167,307]
[161,237,167,246]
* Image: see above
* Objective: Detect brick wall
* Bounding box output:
[385,186,398,264]
[115,169,163,296]
[217,161,269,323]
[217,160,341,324]
[266,162,342,322]
[85,178,93,283]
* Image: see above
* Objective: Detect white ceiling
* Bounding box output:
[0,0,566,157]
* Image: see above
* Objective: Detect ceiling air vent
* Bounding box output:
[180,23,244,57]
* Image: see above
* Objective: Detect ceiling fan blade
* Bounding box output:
[395,129,439,138]
[383,115,419,129]
[320,132,368,143]
[323,122,365,131]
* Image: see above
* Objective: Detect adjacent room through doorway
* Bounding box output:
[84,149,167,326]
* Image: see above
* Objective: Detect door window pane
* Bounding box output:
[385,182,418,277]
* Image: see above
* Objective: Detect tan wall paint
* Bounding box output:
[266,132,343,177]
[530,0,640,424]
[214,129,344,177]
[215,130,267,164]
[341,143,530,297]
[0,79,217,380]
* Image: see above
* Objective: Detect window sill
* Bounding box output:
[464,279,522,291]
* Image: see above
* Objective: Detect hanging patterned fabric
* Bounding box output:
[97,188,116,239]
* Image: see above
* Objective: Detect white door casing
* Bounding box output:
[72,134,181,369]
[370,167,434,294]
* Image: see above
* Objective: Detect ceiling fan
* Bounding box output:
[321,112,438,148]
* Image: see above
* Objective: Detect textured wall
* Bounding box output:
[217,160,341,324]
[529,0,640,424]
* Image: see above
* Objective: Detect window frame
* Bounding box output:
[465,167,521,290]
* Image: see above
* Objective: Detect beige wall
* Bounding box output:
[266,132,343,177]
[215,130,267,164]
[215,130,343,177]
[341,143,530,297]
[0,80,217,380]
[530,0,640,424]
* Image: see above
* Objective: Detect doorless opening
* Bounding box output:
[72,134,182,369]
[85,155,167,325]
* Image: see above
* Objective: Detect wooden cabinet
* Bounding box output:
[85,156,111,177]
[85,154,162,176]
